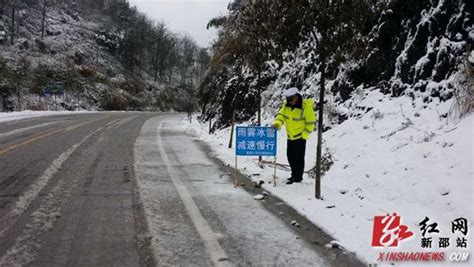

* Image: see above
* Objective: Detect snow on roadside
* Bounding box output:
[182,89,473,265]
[0,110,97,123]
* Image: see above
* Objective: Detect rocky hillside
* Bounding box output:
[0,0,209,112]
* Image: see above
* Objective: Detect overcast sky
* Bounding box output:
[127,0,230,48]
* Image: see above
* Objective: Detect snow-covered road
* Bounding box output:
[0,112,360,266]
[0,112,156,266]
[134,114,358,266]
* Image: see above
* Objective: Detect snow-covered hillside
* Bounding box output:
[0,3,124,111]
[201,0,472,129]
[0,0,208,112]
[188,87,473,265]
[196,0,473,265]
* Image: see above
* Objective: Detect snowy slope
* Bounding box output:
[0,4,121,111]
[187,89,473,265]
[0,2,167,112]
[195,1,473,264]
[201,0,472,131]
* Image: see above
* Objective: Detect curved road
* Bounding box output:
[0,113,363,266]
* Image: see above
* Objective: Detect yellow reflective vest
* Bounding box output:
[273,98,316,140]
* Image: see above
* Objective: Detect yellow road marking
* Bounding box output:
[0,116,107,157]
[0,128,63,156]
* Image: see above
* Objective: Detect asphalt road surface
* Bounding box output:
[0,113,363,266]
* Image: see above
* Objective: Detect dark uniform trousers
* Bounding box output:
[287,138,306,181]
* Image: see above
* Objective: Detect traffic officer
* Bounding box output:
[272,87,316,184]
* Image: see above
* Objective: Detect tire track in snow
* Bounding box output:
[0,116,107,156]
[0,127,103,239]
[134,117,231,266]
[0,121,62,139]
[156,120,231,266]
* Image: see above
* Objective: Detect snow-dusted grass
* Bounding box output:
[184,90,473,265]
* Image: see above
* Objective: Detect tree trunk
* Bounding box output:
[15,8,19,37]
[257,71,261,126]
[41,0,46,39]
[10,4,15,45]
[188,75,193,123]
[315,55,325,199]
[0,0,6,16]
[209,118,212,134]
[138,46,143,74]
[17,87,21,111]
[228,110,235,149]
[257,70,262,162]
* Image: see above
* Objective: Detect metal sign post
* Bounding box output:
[234,154,238,187]
[235,126,278,187]
[273,156,277,186]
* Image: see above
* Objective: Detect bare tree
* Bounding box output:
[10,0,15,45]
[197,48,210,82]
[41,0,47,39]
[178,35,198,121]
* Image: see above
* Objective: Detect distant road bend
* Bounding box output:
[0,113,362,266]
